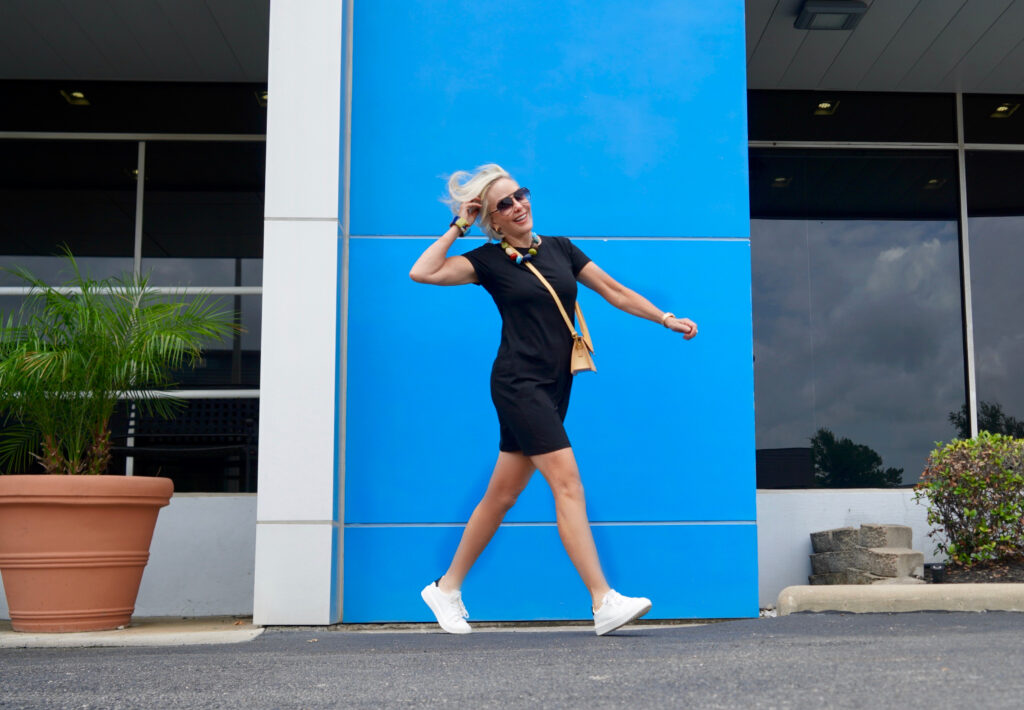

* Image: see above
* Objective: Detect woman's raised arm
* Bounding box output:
[409,200,480,286]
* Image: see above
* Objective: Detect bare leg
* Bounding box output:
[530,447,611,609]
[438,451,535,593]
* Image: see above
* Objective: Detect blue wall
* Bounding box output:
[344,0,755,621]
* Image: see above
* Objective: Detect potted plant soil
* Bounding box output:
[0,255,236,632]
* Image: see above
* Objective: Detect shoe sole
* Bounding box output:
[594,599,652,636]
[420,586,472,635]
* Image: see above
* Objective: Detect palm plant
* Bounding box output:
[0,254,238,475]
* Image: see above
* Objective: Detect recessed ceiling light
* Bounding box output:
[255,90,268,107]
[795,1,867,30]
[814,100,839,116]
[771,176,792,188]
[923,178,947,190]
[990,102,1020,119]
[60,90,90,106]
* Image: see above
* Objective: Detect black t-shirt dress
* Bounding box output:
[461,236,592,456]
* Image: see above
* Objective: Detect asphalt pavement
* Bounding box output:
[3,613,1024,709]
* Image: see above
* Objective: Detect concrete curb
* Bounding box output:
[777,584,1024,616]
[0,616,264,648]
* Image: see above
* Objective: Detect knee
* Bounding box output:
[550,477,585,505]
[484,489,520,513]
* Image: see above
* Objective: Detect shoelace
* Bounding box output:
[449,591,469,620]
[595,591,623,614]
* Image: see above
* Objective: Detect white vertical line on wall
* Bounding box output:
[133,141,146,279]
[955,93,978,438]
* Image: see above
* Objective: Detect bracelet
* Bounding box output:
[660,312,675,327]
[449,216,470,237]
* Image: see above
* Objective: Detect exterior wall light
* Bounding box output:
[794,1,867,30]
[990,102,1020,119]
[923,178,947,190]
[771,176,792,188]
[814,100,839,116]
[255,90,268,107]
[60,90,90,106]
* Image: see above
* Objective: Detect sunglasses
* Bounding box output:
[490,187,531,215]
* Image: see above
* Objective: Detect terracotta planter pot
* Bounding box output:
[0,475,173,632]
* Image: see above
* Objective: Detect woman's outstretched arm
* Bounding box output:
[578,261,697,339]
[409,200,480,285]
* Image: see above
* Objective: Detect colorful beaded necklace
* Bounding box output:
[499,233,542,265]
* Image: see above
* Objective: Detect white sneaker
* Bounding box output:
[420,580,472,634]
[593,589,652,636]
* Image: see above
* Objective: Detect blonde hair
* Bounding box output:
[445,163,512,241]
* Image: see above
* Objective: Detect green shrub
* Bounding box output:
[914,432,1024,566]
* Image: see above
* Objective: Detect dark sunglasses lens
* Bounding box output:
[498,188,531,213]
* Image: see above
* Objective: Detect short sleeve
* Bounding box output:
[565,238,592,277]
[460,245,492,289]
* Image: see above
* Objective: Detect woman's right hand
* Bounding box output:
[459,198,481,225]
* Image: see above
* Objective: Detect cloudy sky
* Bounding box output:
[751,218,966,483]
[968,216,1024,426]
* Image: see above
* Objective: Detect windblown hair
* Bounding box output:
[445,163,512,241]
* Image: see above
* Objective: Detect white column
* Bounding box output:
[254,0,345,625]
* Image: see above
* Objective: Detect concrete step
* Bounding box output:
[809,572,848,585]
[861,547,924,578]
[810,527,859,553]
[810,550,859,575]
[858,524,913,550]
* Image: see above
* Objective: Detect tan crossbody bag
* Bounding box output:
[523,262,597,375]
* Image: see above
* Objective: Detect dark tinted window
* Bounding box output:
[748,91,956,143]
[142,141,264,286]
[0,140,136,284]
[0,81,267,134]
[751,149,965,488]
[965,151,1024,439]
[963,94,1024,144]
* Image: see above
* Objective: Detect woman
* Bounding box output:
[409,164,697,636]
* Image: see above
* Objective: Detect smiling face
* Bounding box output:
[485,177,533,244]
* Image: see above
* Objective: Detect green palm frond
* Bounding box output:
[0,252,239,475]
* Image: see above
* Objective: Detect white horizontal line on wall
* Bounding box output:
[349,236,750,241]
[344,520,756,528]
[264,217,339,222]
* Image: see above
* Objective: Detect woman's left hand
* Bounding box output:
[667,317,698,340]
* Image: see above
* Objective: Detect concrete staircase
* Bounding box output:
[809,524,925,585]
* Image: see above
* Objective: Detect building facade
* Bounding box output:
[1,0,1023,622]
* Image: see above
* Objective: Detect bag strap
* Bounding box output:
[524,261,594,352]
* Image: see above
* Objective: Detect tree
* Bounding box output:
[948,400,1024,440]
[811,428,903,488]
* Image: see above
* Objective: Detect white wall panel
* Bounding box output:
[0,495,257,620]
[257,219,339,522]
[756,489,942,609]
[136,495,257,616]
[263,0,342,219]
[253,522,339,625]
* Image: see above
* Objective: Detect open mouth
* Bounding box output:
[513,212,529,224]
